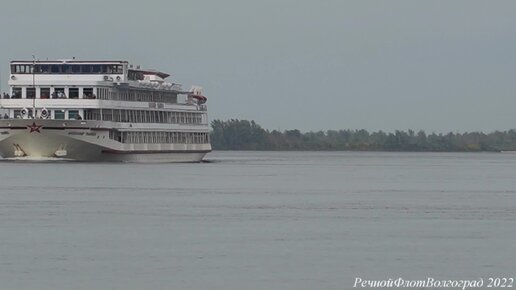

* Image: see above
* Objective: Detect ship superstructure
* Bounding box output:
[0,59,211,162]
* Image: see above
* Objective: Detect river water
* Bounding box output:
[0,151,515,289]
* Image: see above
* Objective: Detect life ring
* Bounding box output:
[40,108,49,119]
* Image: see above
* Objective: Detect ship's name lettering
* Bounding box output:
[0,131,9,135]
[68,132,85,135]
[85,132,97,136]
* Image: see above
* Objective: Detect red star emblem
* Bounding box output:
[27,122,43,133]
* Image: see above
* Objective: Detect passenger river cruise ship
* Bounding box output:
[0,59,211,162]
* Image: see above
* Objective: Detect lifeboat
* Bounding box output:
[191,94,207,104]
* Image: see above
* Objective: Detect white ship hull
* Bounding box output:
[0,119,210,163]
[1,59,212,163]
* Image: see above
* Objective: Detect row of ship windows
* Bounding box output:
[110,131,210,144]
[85,109,204,124]
[11,109,82,120]
[8,87,95,99]
[6,87,178,104]
[11,64,124,74]
[9,109,205,124]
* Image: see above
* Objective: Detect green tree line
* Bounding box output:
[210,119,516,152]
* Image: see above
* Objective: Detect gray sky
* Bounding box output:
[1,0,515,132]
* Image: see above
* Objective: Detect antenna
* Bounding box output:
[32,55,36,119]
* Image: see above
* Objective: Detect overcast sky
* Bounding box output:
[1,0,515,132]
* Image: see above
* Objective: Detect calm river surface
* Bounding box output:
[0,151,515,290]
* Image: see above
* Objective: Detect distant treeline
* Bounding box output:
[210,119,516,152]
